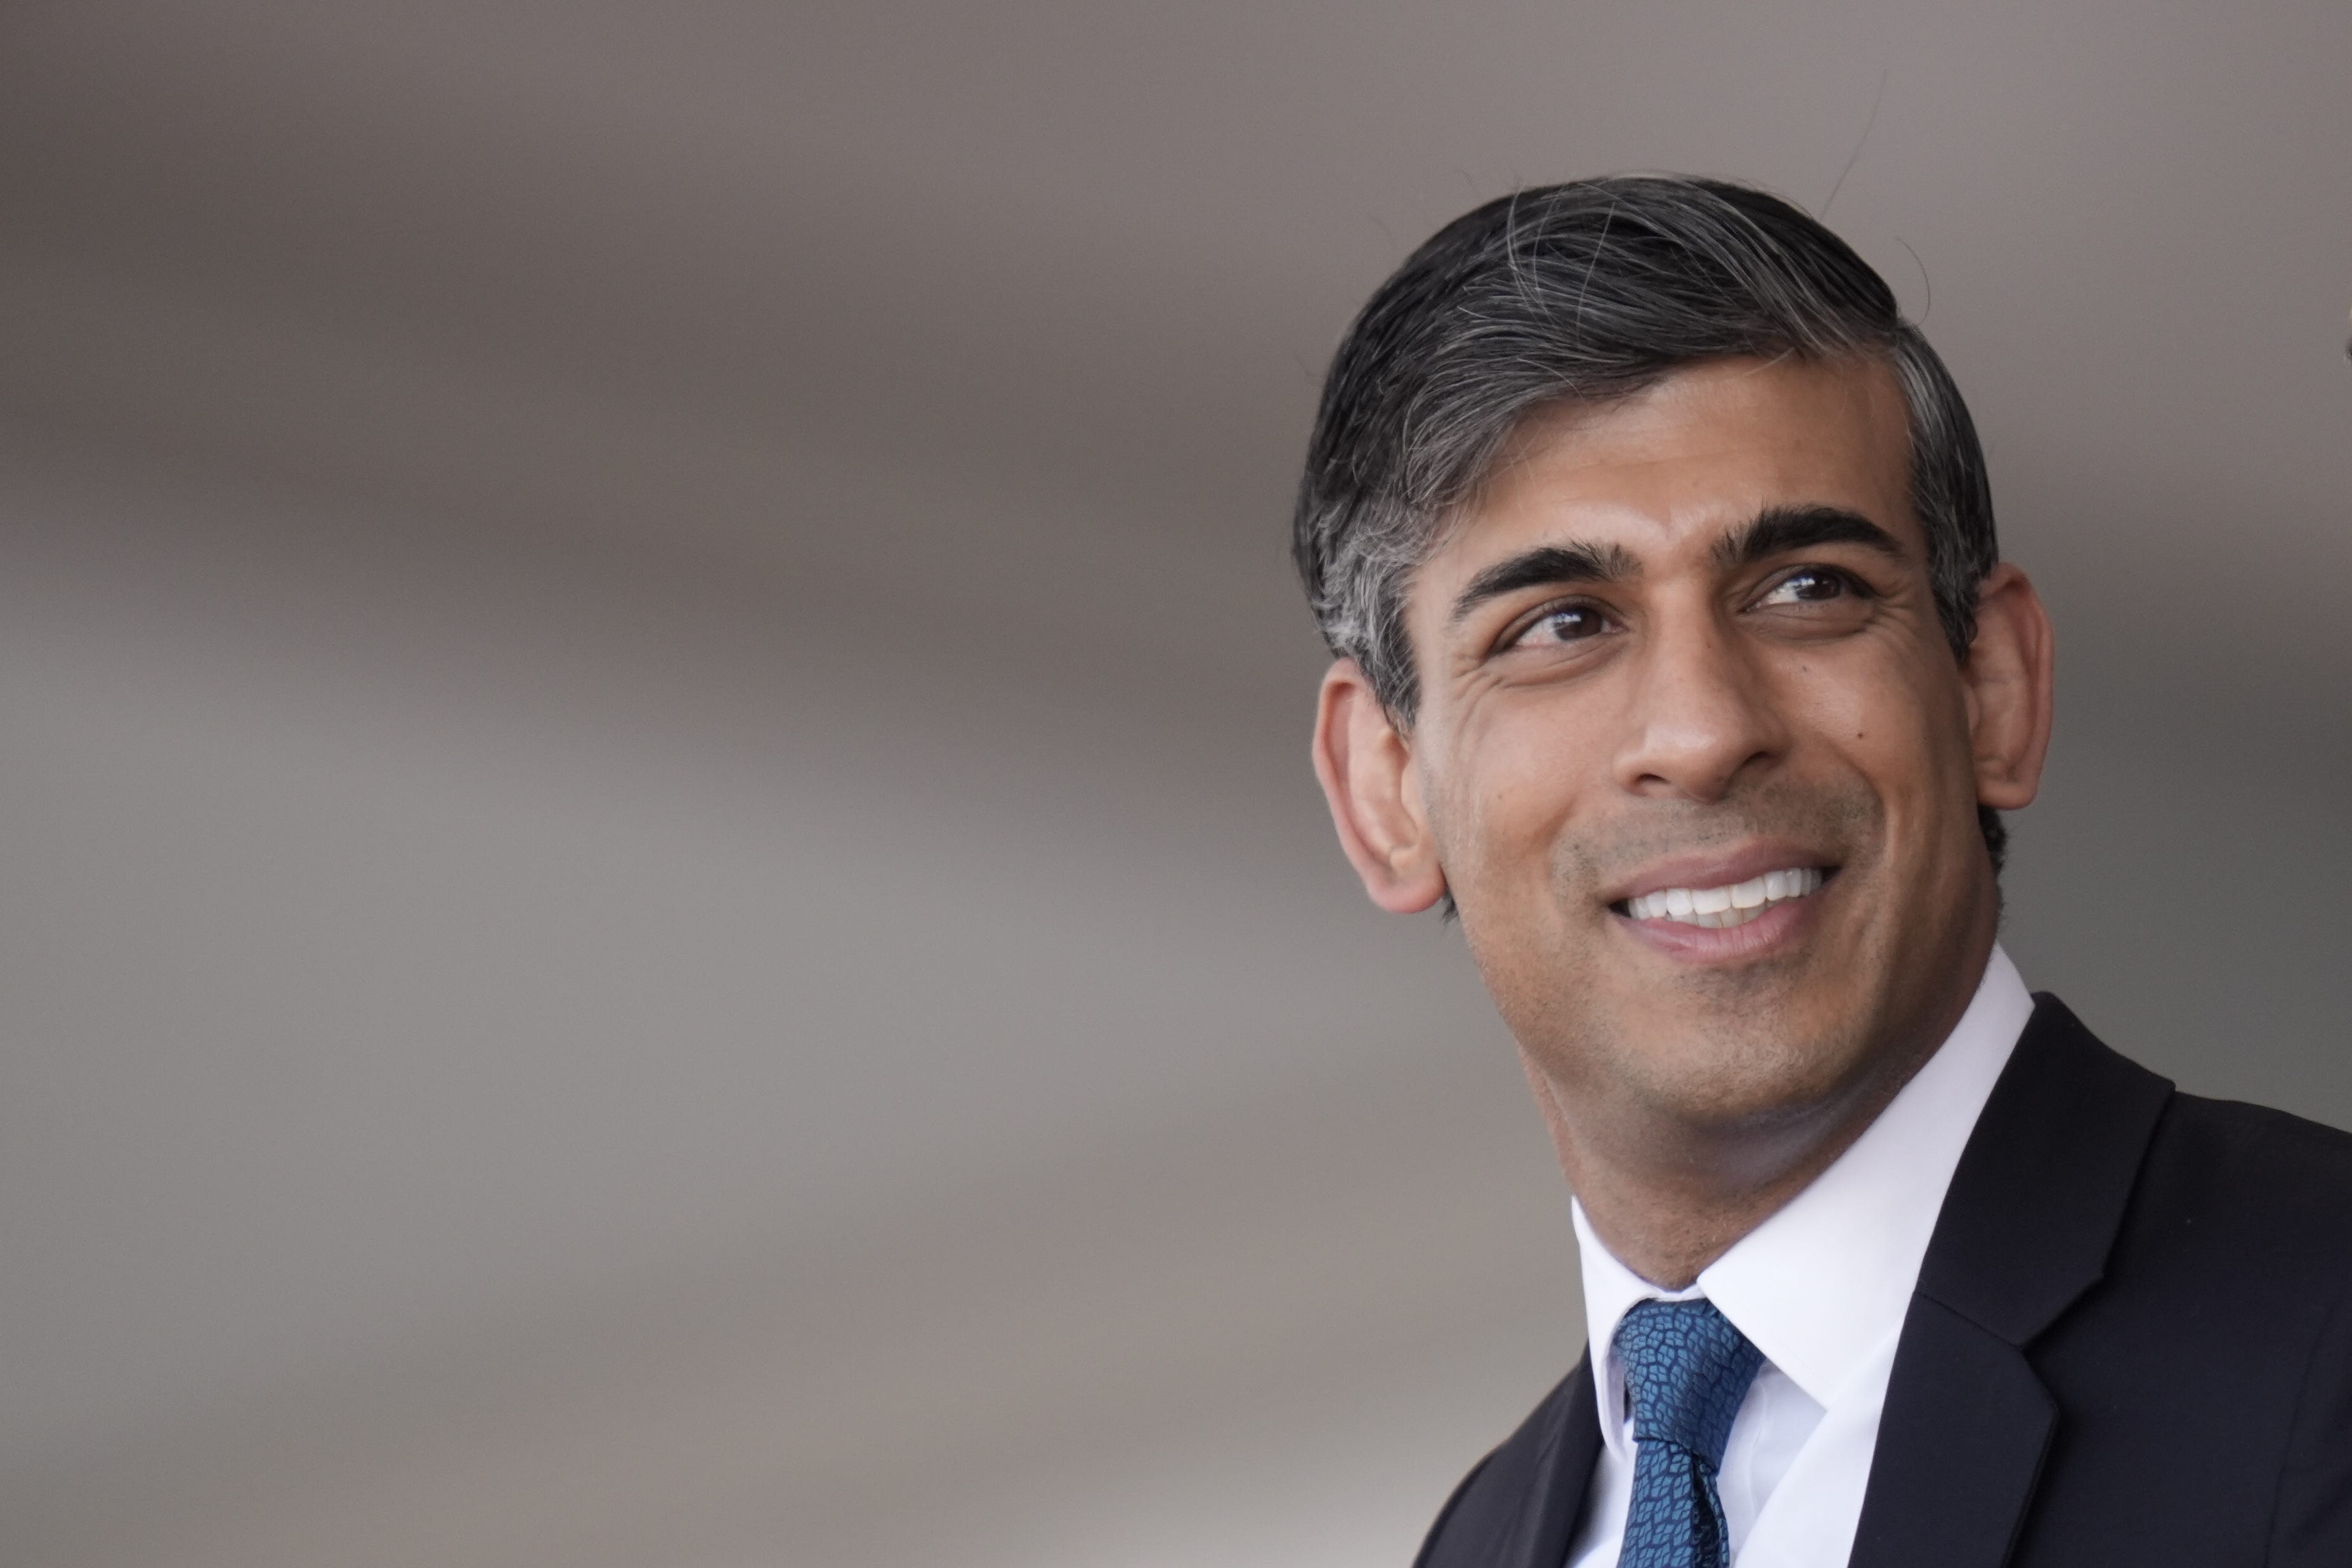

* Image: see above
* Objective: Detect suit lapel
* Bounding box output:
[1847,995,2173,1568]
[1505,1352,1604,1568]
[1845,1298,2058,1568]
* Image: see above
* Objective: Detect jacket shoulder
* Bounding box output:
[1414,1359,1595,1568]
[2137,1089,2352,1246]
[2011,1085,2352,1564]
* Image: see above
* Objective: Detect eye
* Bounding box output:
[1503,601,1613,650]
[1753,566,1864,608]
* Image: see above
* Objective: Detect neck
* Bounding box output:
[1527,956,1990,1290]
[1536,1071,1904,1288]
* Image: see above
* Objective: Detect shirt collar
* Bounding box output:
[1574,944,2034,1425]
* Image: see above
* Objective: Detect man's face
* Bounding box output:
[1397,356,2001,1143]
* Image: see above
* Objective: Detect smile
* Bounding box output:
[1620,866,1826,929]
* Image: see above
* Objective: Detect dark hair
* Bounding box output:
[1291,174,2008,870]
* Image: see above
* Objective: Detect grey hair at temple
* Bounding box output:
[1290,174,2009,868]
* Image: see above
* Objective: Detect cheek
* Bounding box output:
[1788,653,1977,842]
[1431,693,1607,889]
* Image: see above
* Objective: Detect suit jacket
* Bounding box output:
[1415,995,2352,1567]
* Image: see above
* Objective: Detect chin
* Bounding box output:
[1616,1003,1879,1130]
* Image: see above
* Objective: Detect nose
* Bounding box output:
[1611,610,1789,804]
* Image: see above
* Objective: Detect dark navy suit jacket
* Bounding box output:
[1414,996,2352,1568]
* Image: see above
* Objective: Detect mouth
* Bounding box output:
[1609,865,1834,931]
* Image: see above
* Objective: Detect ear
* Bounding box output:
[1310,659,1449,913]
[1960,563,2056,812]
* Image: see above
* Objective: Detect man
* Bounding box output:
[1294,176,2352,1567]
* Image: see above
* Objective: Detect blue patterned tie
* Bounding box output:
[1612,1297,1765,1568]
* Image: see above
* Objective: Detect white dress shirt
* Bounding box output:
[1565,944,2035,1568]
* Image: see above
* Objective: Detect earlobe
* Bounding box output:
[1961,563,2056,812]
[1311,660,1451,914]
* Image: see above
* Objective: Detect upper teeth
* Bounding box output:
[1626,867,1824,929]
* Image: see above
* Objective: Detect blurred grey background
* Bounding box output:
[1,3,2346,1564]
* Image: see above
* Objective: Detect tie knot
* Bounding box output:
[1614,1298,1763,1470]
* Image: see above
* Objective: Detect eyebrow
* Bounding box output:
[1445,504,1908,629]
[1447,540,1641,626]
[1713,504,1907,569]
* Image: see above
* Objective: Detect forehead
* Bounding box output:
[1430,355,1918,585]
